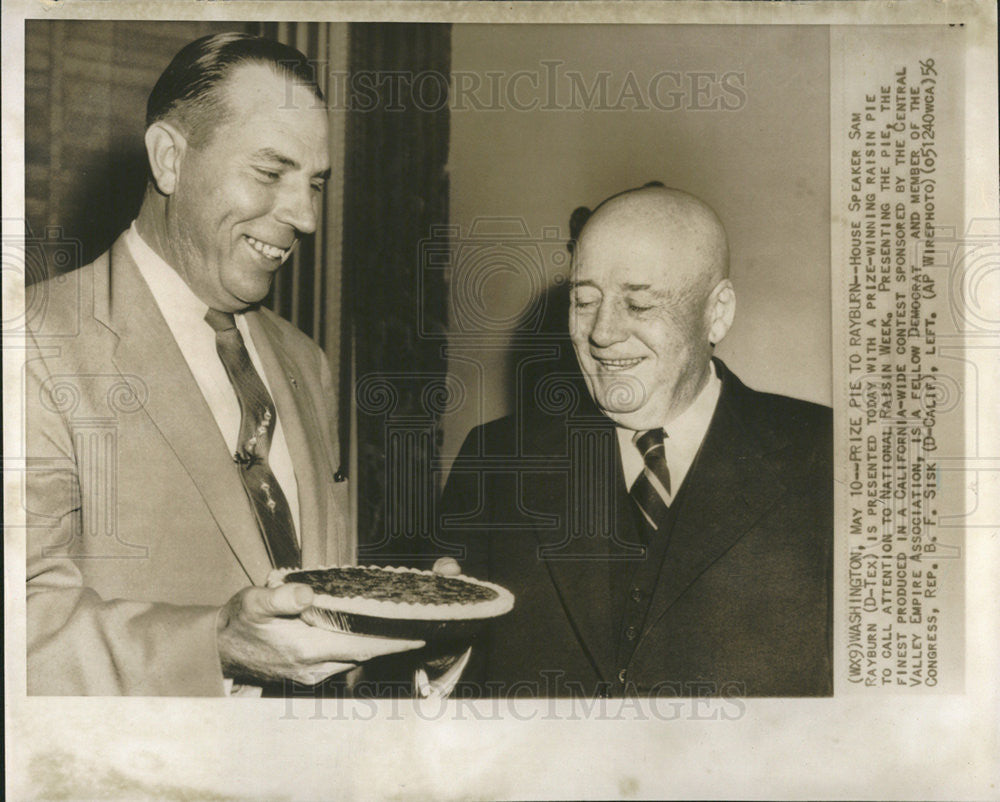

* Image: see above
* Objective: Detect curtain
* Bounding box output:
[263,22,352,529]
[261,23,348,364]
[271,22,452,561]
[343,24,452,562]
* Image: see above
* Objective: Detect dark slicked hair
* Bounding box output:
[146,32,324,147]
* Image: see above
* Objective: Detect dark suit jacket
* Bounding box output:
[438,358,832,697]
[24,234,352,695]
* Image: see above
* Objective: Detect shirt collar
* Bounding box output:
[659,360,722,460]
[125,222,212,333]
[615,361,722,494]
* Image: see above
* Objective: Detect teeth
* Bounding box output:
[596,357,643,371]
[246,236,288,260]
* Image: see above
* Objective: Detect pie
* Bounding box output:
[267,565,515,641]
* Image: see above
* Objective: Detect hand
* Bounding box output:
[216,583,425,686]
[432,556,462,577]
[421,557,470,677]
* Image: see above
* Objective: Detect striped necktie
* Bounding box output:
[629,428,671,531]
[205,308,300,569]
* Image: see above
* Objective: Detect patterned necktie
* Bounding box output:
[629,428,672,531]
[205,308,300,569]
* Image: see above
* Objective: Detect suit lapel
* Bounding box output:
[246,311,334,567]
[103,237,273,585]
[527,416,642,683]
[634,367,787,653]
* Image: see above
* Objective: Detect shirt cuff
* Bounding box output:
[414,648,472,699]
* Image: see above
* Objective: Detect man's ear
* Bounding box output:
[706,278,736,347]
[144,121,187,196]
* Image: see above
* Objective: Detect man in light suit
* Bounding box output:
[25,34,429,695]
[439,184,833,697]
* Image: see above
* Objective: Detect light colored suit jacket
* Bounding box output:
[25,234,353,695]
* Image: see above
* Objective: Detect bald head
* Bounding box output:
[568,185,736,430]
[578,185,729,293]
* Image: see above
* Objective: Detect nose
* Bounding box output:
[275,180,319,235]
[589,300,628,348]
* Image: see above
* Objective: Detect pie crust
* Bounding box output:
[267,565,515,636]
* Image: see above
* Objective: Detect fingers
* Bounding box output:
[218,584,428,682]
[432,557,462,576]
[292,661,355,686]
[356,635,426,660]
[303,629,426,662]
[243,583,314,622]
[423,650,466,674]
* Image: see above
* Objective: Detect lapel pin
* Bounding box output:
[289,375,298,388]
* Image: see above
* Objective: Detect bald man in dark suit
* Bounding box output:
[439,186,832,697]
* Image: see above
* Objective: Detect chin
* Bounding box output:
[590,373,649,415]
[601,406,667,432]
[596,396,643,417]
[228,277,275,306]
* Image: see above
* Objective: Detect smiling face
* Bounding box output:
[569,188,734,430]
[154,62,330,311]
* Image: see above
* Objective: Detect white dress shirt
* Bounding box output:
[126,223,301,537]
[616,362,722,504]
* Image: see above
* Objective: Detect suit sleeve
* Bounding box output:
[435,426,495,693]
[24,334,227,696]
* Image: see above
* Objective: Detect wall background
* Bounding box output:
[442,24,831,465]
[24,21,258,268]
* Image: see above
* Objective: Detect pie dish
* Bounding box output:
[267,564,515,642]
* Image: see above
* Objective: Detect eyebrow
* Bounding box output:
[254,148,332,180]
[568,279,662,295]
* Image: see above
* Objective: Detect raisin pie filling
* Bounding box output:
[267,565,515,624]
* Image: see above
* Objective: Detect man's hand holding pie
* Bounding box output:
[251,561,513,693]
[216,582,426,686]
[421,557,473,678]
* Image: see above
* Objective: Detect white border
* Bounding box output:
[4,2,997,800]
